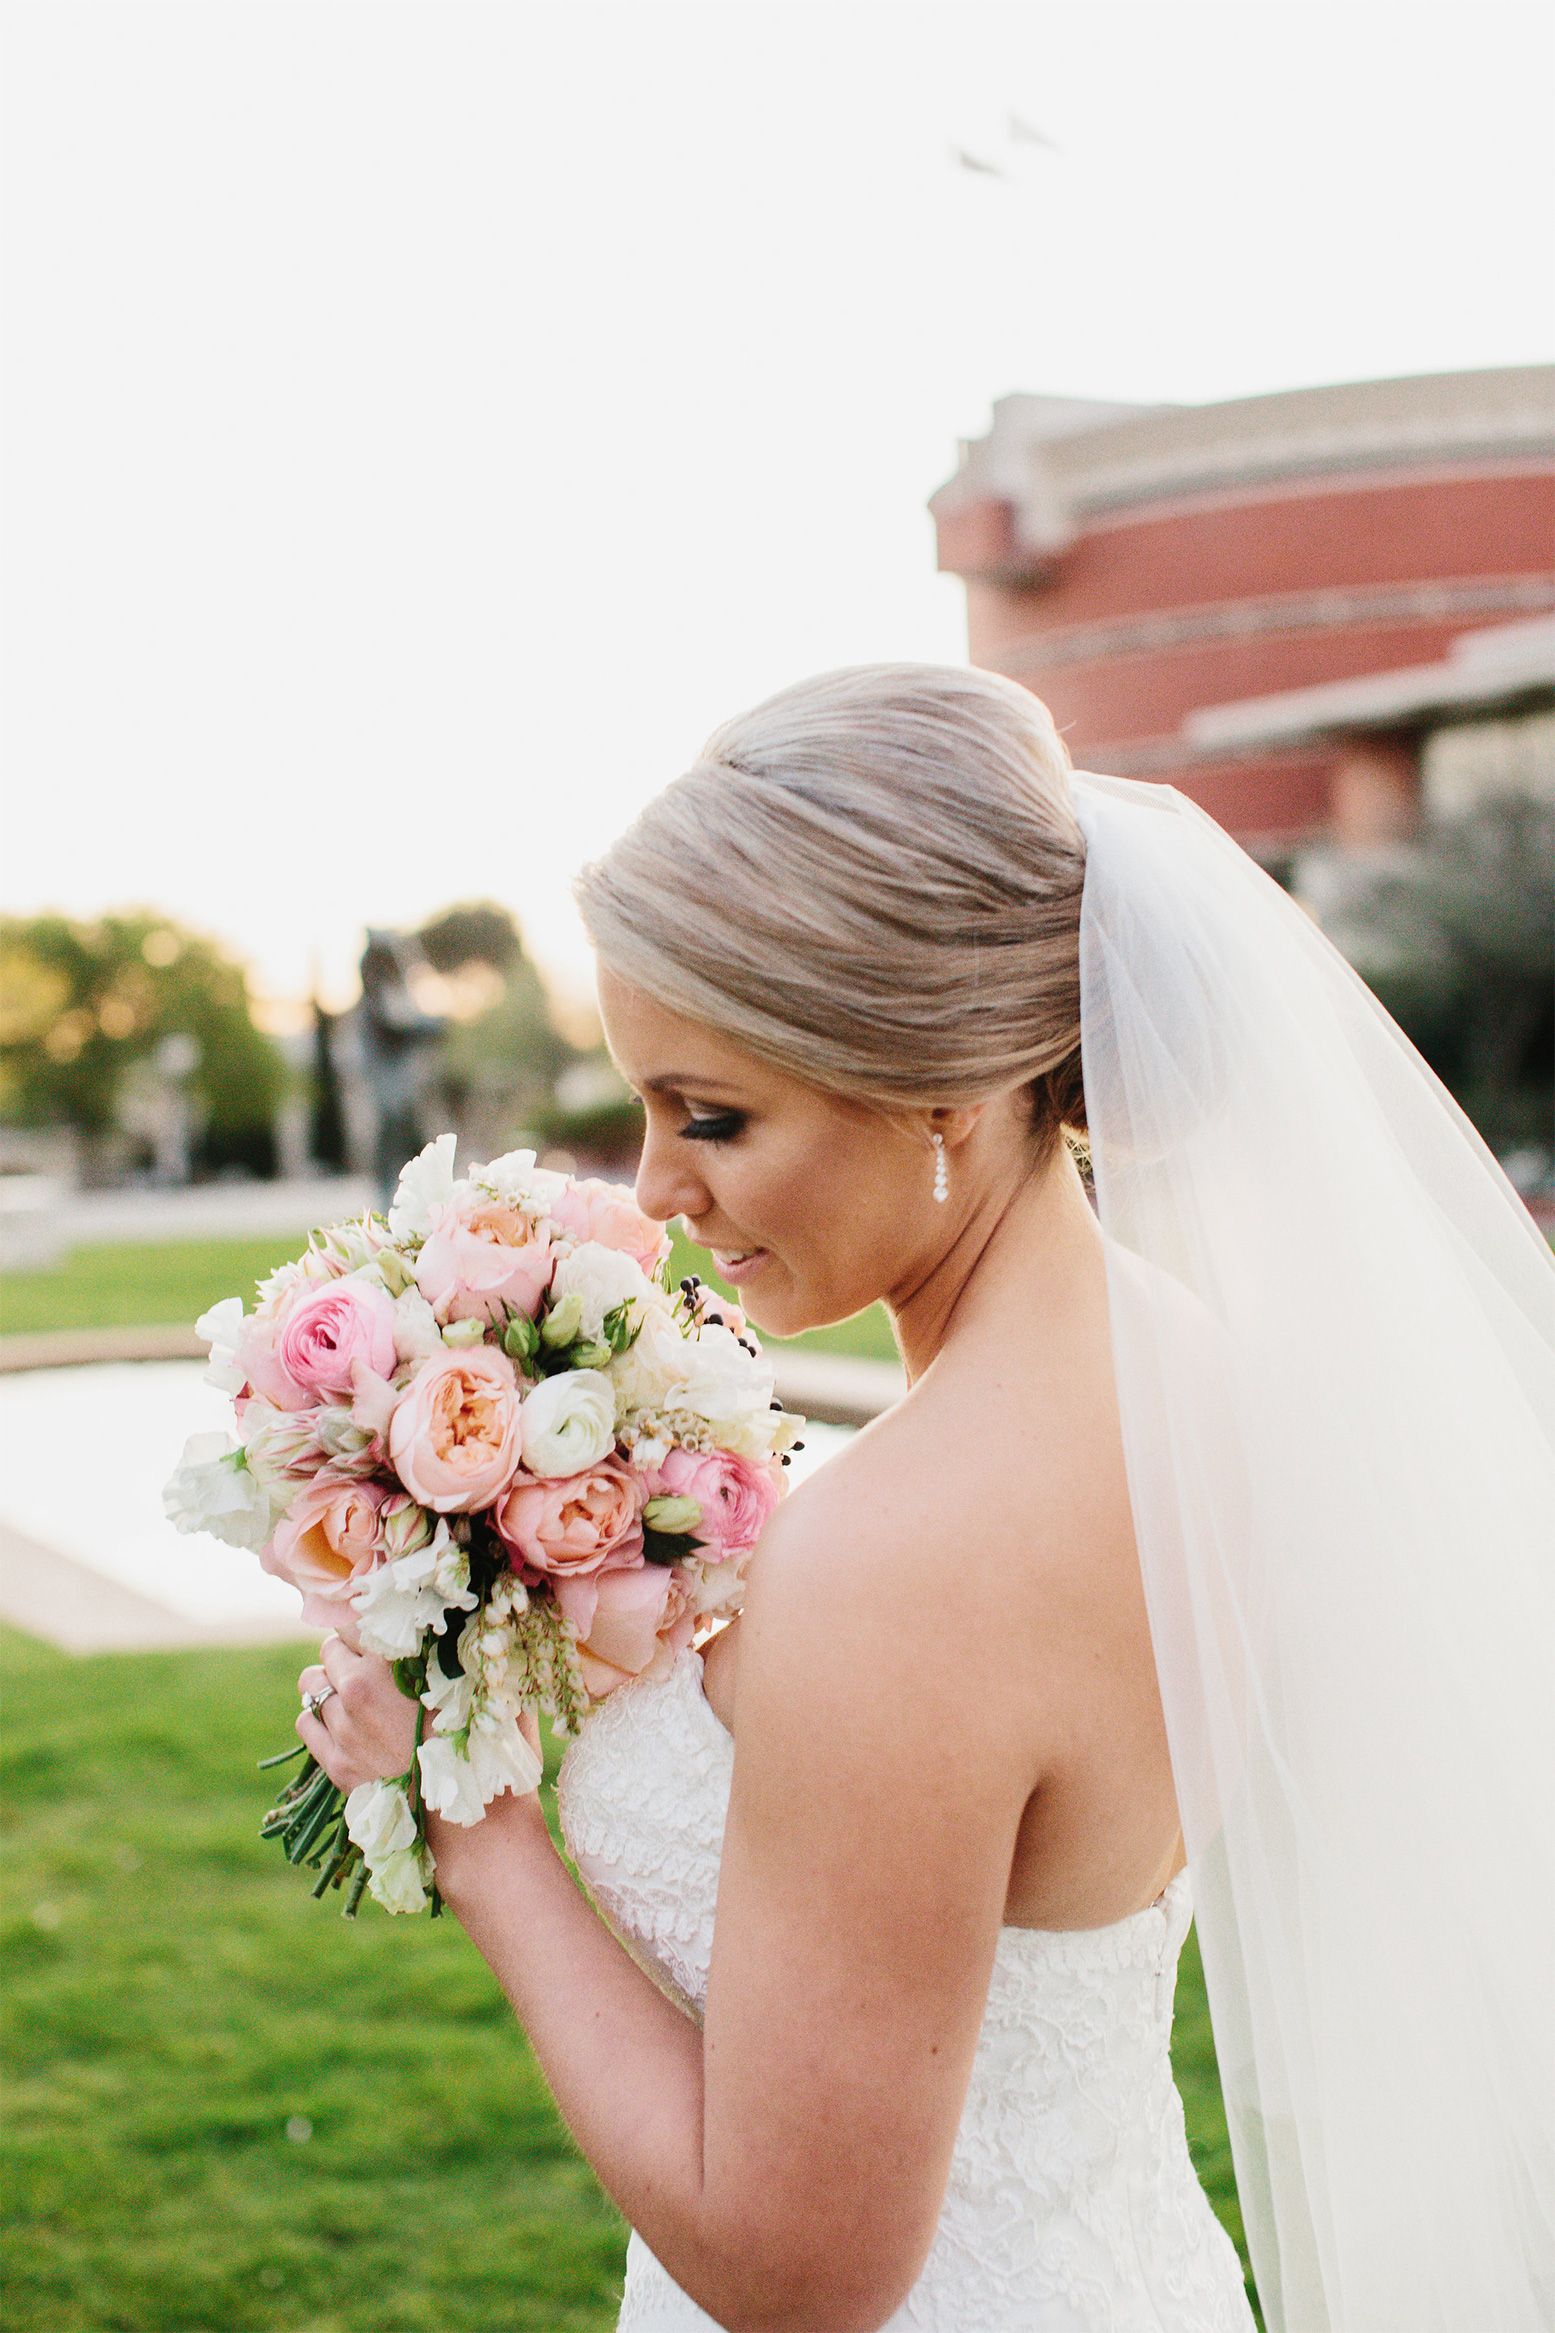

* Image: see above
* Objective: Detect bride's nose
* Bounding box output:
[634,1117,711,1232]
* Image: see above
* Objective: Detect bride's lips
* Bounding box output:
[709,1246,769,1286]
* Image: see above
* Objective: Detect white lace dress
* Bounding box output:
[556,1649,1256,2333]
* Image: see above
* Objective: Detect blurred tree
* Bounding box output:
[414,902,574,1157]
[0,913,286,1177]
[1298,792,1554,1152]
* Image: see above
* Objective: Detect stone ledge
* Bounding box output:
[0,1323,207,1373]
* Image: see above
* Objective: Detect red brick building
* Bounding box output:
[930,367,1555,851]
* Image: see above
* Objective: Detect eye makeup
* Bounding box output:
[678,1109,747,1144]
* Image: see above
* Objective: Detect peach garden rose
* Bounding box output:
[387,1346,524,1512]
[494,1453,644,1581]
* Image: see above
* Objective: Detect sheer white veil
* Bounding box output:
[1071,770,1555,2332]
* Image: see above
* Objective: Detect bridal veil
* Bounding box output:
[1071,771,1554,2332]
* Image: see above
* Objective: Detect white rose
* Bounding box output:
[387,1134,458,1242]
[609,1308,691,1417]
[519,1369,616,1478]
[366,1843,434,1916]
[391,1285,443,1363]
[162,1432,274,1552]
[345,1778,418,1861]
[549,1242,653,1344]
[195,1296,248,1395]
[678,1323,774,1422]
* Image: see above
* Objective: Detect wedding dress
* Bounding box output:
[557,1647,1257,2333]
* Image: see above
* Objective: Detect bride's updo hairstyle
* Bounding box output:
[575,663,1089,1163]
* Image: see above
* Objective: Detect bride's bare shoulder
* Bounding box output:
[740,1336,1135,1691]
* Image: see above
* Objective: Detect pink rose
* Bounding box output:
[549,1178,670,1276]
[274,1278,399,1400]
[648,1445,780,1562]
[263,1472,390,1625]
[555,1564,695,1699]
[414,1194,556,1325]
[494,1455,644,1584]
[388,1347,523,1512]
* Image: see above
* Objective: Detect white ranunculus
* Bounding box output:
[195,1296,248,1395]
[387,1133,458,1243]
[519,1369,617,1478]
[549,1242,653,1344]
[391,1286,443,1362]
[162,1432,274,1551]
[345,1778,418,1861]
[678,1323,774,1422]
[366,1843,433,1916]
[351,1523,476,1660]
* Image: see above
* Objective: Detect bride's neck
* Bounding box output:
[888,1140,1101,1385]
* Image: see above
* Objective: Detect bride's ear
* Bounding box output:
[924,1103,987,1157]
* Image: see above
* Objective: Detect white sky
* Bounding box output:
[4,1,1552,1033]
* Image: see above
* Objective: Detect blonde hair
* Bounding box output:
[574,663,1089,1156]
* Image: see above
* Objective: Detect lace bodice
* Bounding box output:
[557,1650,1255,2332]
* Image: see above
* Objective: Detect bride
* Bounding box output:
[298,665,1554,2332]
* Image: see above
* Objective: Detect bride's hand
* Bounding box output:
[296,1634,420,1793]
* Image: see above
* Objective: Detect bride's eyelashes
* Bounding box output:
[678,1109,747,1145]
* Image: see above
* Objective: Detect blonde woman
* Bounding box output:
[299,666,1554,2332]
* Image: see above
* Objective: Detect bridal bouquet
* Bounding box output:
[164,1136,802,1918]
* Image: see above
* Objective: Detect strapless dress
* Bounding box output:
[557,1649,1255,2332]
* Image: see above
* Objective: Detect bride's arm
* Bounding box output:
[308,1462,1056,2333]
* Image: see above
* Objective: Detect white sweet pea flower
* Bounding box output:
[419,1710,541,1826]
[163,1433,274,1552]
[519,1369,616,1478]
[678,1323,774,1422]
[195,1296,248,1395]
[366,1842,434,1916]
[344,1777,418,1861]
[351,1522,476,1659]
[416,1735,489,1826]
[549,1242,653,1345]
[387,1133,458,1243]
[391,1285,443,1362]
[421,1652,475,1736]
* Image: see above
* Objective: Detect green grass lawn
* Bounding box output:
[1,1621,1259,2331]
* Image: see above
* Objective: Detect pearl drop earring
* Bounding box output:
[931,1131,949,1204]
